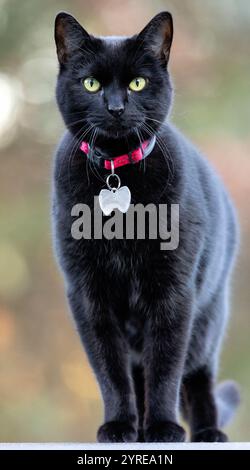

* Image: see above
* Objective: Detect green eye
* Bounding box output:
[83,77,101,93]
[129,77,147,92]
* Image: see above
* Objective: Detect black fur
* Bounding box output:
[52,12,239,442]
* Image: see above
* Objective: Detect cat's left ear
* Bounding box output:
[54,12,90,64]
[137,12,173,67]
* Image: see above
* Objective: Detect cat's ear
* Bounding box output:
[137,12,173,67]
[54,12,90,64]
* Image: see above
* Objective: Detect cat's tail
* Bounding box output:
[215,380,240,428]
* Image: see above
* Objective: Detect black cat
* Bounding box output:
[52,11,240,442]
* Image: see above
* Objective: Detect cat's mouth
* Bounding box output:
[102,126,135,138]
[92,119,144,139]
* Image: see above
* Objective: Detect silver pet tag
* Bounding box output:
[98,162,131,216]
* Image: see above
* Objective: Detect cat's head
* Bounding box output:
[54,12,173,141]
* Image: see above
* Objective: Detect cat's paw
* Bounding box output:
[97,421,137,443]
[192,428,228,442]
[137,428,145,442]
[144,421,186,442]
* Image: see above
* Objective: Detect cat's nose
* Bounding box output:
[107,104,125,118]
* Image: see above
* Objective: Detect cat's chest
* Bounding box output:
[66,149,172,208]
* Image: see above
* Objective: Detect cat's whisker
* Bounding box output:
[135,128,146,173]
[141,122,174,190]
[67,124,95,190]
[87,127,106,185]
[57,123,90,180]
[143,119,175,177]
[66,118,88,127]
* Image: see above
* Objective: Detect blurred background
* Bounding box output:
[0,0,249,442]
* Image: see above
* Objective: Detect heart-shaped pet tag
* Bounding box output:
[99,186,131,216]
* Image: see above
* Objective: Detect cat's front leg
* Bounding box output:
[68,289,137,443]
[143,290,192,443]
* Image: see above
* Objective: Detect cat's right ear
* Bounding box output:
[54,12,90,64]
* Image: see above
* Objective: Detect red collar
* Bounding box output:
[80,136,156,170]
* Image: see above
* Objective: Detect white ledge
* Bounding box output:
[0,442,249,450]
